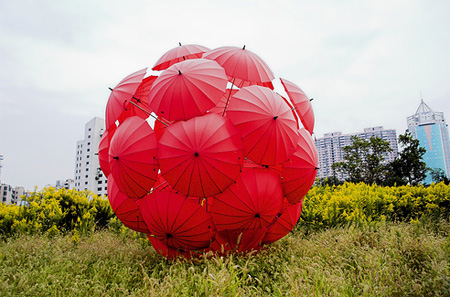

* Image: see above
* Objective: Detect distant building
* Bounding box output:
[1,184,26,204]
[55,179,75,190]
[74,117,108,196]
[407,100,450,183]
[315,126,398,180]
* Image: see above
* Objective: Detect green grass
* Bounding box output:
[1,221,449,296]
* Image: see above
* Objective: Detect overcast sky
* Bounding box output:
[1,0,449,191]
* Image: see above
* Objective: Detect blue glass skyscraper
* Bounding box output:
[407,100,450,184]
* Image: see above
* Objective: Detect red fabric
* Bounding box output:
[227,85,299,166]
[137,191,216,250]
[209,228,266,253]
[119,75,157,121]
[152,44,210,71]
[262,199,303,245]
[208,88,239,115]
[157,113,244,198]
[109,116,158,199]
[209,168,284,231]
[107,175,150,233]
[282,128,319,204]
[147,235,192,259]
[148,59,228,121]
[280,78,315,135]
[98,127,115,177]
[105,68,147,131]
[203,46,274,89]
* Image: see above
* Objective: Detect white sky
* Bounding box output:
[0,0,449,190]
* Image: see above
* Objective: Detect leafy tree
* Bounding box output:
[332,136,392,185]
[385,132,427,186]
[428,168,450,185]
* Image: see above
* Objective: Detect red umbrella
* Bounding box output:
[261,199,303,245]
[157,113,244,198]
[109,116,159,199]
[137,191,216,250]
[147,235,191,259]
[119,75,157,122]
[152,43,210,71]
[280,78,315,135]
[282,128,319,204]
[98,127,115,178]
[209,228,266,253]
[105,68,147,131]
[203,46,274,89]
[209,168,284,231]
[107,175,150,233]
[226,85,299,166]
[148,59,228,121]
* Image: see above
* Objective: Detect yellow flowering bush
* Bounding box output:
[300,182,450,230]
[0,187,114,237]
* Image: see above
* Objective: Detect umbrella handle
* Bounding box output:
[222,78,236,117]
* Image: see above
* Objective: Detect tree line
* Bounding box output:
[318,132,450,186]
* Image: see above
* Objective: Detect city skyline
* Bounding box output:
[1,1,449,190]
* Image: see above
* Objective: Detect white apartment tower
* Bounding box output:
[74,117,108,196]
[315,126,398,180]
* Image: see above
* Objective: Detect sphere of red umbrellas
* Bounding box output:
[101,44,318,258]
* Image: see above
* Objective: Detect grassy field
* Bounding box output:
[1,220,449,296]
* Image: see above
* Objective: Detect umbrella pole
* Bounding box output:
[221,78,236,117]
[129,101,169,127]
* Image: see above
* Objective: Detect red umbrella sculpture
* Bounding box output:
[99,44,317,258]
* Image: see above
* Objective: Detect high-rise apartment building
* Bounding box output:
[407,100,450,183]
[315,126,398,180]
[1,184,25,204]
[74,117,108,196]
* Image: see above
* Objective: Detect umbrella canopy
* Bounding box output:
[203,46,274,89]
[261,199,303,245]
[98,127,115,178]
[119,75,157,122]
[109,116,159,199]
[137,191,216,250]
[148,59,228,121]
[209,168,284,231]
[227,85,299,166]
[157,113,244,198]
[152,43,210,71]
[105,68,147,131]
[280,78,315,135]
[282,128,319,204]
[147,235,191,259]
[107,175,150,233]
[209,228,266,253]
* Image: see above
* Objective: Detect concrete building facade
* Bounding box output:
[74,117,108,196]
[407,100,450,183]
[1,184,26,204]
[315,126,398,180]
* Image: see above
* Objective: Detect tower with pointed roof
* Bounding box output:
[407,99,450,183]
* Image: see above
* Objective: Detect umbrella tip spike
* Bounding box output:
[243,45,246,50]
[273,116,279,120]
[178,70,182,75]
[108,87,113,91]
[310,98,314,101]
[179,42,182,46]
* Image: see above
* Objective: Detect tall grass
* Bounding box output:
[1,220,449,296]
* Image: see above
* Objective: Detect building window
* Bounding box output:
[88,142,90,146]
[87,148,90,152]
[85,175,88,178]
[88,128,92,131]
[86,162,89,165]
[85,182,88,185]
[88,135,91,139]
[86,168,89,171]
